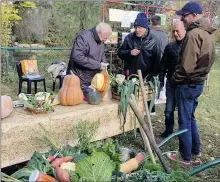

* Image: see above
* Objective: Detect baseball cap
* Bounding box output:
[176,2,203,16]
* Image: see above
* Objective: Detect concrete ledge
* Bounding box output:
[1,100,140,168]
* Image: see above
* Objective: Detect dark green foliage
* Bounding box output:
[13,1,102,46]
[27,152,53,174]
[11,151,55,181]
[143,161,163,172]
[126,169,191,182]
[74,120,100,151]
[87,139,122,171]
[59,145,88,163]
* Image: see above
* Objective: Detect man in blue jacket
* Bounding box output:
[67,22,112,95]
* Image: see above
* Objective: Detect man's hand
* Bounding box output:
[131,49,140,56]
[100,62,109,70]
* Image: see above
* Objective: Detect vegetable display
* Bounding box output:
[18,92,55,113]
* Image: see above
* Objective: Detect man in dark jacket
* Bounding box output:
[118,13,161,79]
[159,21,186,138]
[150,15,169,55]
[67,22,112,95]
[166,2,216,165]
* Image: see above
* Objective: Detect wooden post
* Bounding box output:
[133,95,156,165]
[137,70,155,142]
[129,94,171,173]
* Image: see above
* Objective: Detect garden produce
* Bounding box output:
[58,73,84,106]
[56,167,70,182]
[1,95,13,119]
[29,170,55,182]
[87,91,102,105]
[75,152,115,182]
[91,68,109,93]
[51,158,65,168]
[63,156,74,163]
[18,92,55,113]
[120,153,145,173]
[102,88,112,102]
[60,162,76,171]
[117,77,139,132]
[51,156,73,168]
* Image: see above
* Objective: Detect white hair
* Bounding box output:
[96,22,112,35]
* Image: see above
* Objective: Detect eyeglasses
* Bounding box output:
[182,13,192,18]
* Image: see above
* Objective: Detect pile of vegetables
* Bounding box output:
[1,121,191,182]
[1,141,191,182]
[18,92,55,113]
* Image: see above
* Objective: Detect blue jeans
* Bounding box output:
[164,82,176,133]
[176,84,204,161]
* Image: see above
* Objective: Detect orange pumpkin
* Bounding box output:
[58,73,84,106]
[1,95,13,119]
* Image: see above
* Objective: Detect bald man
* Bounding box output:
[159,21,186,138]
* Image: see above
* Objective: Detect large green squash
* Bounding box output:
[87,91,102,105]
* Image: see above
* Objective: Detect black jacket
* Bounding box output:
[159,40,182,83]
[118,30,161,79]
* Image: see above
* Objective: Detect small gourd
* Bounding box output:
[1,95,13,119]
[58,73,84,106]
[87,92,102,105]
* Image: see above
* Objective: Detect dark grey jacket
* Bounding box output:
[67,28,107,94]
[150,27,169,55]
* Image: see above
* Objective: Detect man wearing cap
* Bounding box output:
[166,2,216,165]
[118,12,161,79]
[67,22,112,95]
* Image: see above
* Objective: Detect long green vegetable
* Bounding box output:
[118,78,139,132]
[1,172,22,182]
[148,76,160,112]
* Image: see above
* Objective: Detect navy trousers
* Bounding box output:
[176,84,204,161]
[164,81,176,133]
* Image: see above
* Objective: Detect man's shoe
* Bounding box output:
[160,130,172,138]
[166,152,191,165]
[194,152,201,157]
